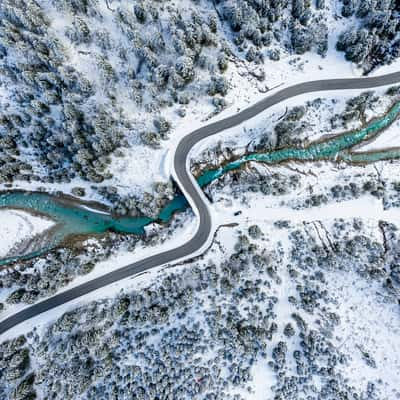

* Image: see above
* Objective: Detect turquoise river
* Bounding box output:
[1,102,400,266]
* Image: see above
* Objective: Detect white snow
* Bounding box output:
[328,267,400,398]
[213,195,400,226]
[370,56,400,77]
[107,144,169,195]
[0,209,55,258]
[79,205,110,215]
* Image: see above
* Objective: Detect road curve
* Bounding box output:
[1,71,400,336]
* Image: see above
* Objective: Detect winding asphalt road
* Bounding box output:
[1,71,400,336]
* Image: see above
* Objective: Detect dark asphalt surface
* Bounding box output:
[1,71,400,336]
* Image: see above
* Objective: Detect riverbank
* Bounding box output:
[0,209,56,260]
[193,100,400,185]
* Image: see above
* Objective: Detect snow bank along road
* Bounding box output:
[1,71,400,336]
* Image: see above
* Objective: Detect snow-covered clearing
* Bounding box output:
[213,194,400,227]
[0,210,54,259]
[329,267,400,398]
